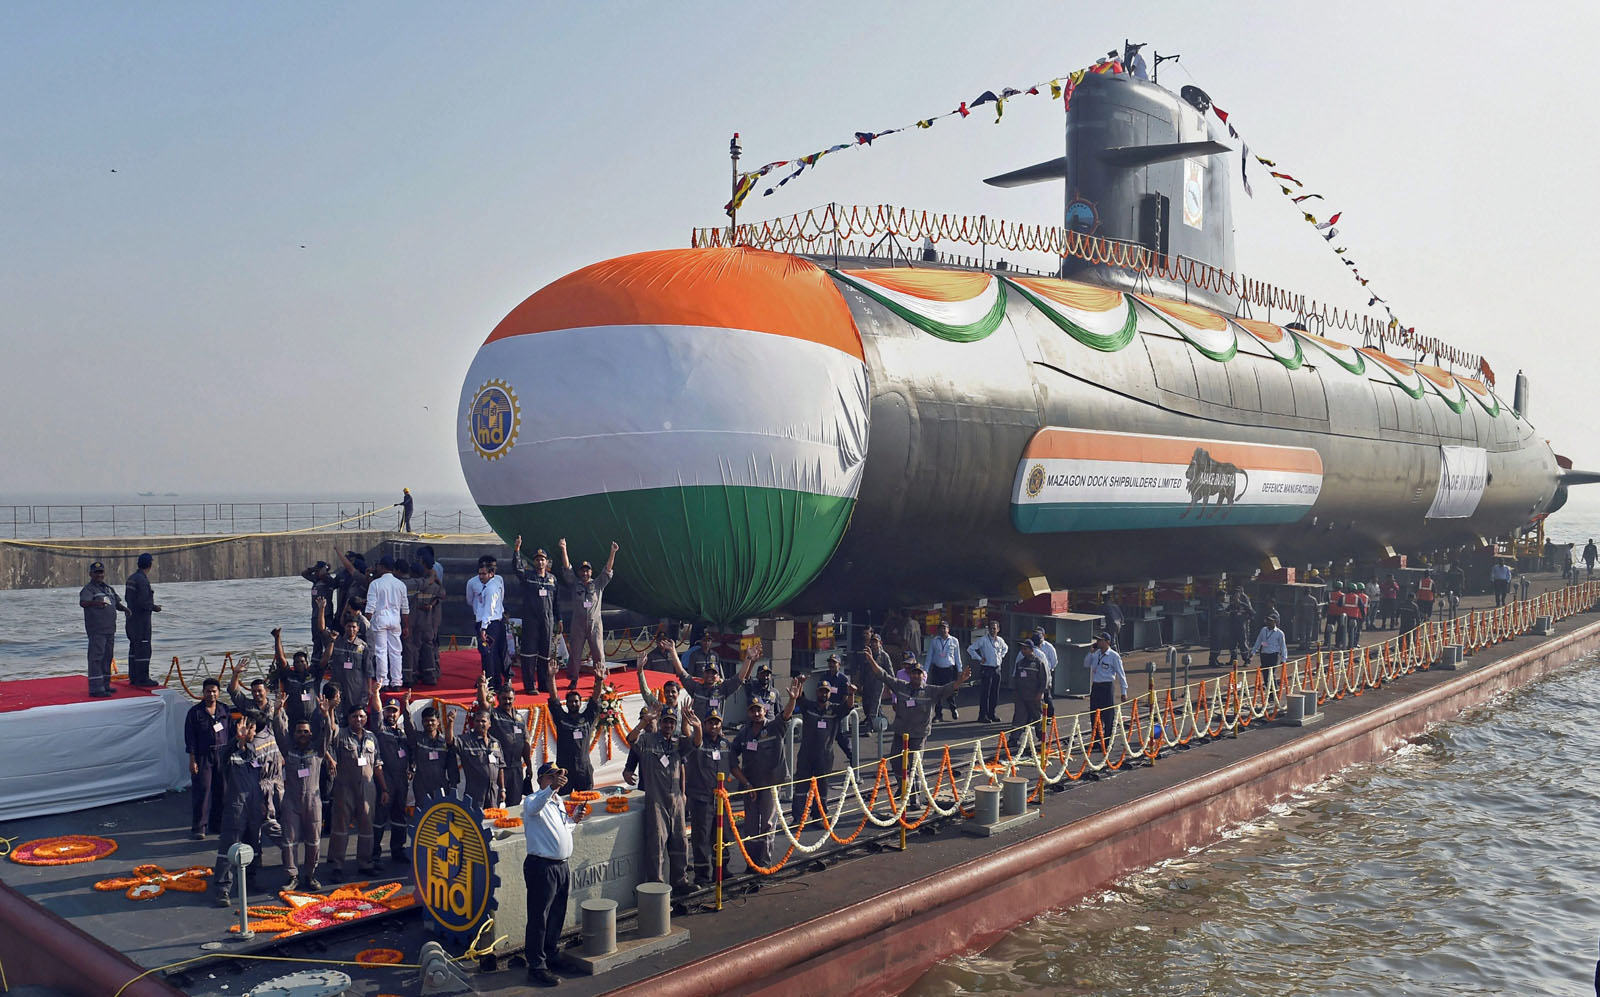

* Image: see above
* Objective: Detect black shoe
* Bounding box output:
[189,828,204,840]
[527,968,560,987]
[300,875,323,892]
[214,894,232,907]
[357,864,378,877]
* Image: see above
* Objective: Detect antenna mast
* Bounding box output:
[729,133,742,242]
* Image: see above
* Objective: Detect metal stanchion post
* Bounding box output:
[899,734,909,852]
[715,773,725,912]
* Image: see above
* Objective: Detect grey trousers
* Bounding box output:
[87,632,114,693]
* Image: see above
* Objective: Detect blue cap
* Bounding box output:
[137,553,153,568]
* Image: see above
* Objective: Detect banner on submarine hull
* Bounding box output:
[1011,428,1324,533]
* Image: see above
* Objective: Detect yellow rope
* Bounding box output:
[112,951,424,997]
[1,505,397,554]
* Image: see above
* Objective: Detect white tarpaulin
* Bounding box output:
[1426,446,1488,519]
[0,690,189,822]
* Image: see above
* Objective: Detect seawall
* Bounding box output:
[615,615,1600,997]
[0,531,508,590]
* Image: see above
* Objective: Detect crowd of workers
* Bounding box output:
[70,541,1569,988]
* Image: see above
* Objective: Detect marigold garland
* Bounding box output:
[93,863,210,900]
[229,882,416,940]
[605,796,630,813]
[355,948,405,965]
[8,835,117,866]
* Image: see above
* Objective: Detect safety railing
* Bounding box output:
[0,501,380,540]
[693,203,1485,373]
[691,579,1599,903]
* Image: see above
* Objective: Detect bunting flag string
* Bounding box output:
[1219,99,1472,372]
[726,57,1128,218]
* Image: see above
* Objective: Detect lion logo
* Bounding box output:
[1181,448,1248,519]
[1024,464,1046,498]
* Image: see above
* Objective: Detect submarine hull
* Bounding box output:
[458,248,1556,621]
[801,268,1554,611]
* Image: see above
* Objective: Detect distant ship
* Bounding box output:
[458,67,1588,623]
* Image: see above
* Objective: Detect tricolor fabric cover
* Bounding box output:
[1135,295,1238,361]
[1233,318,1304,369]
[832,268,1006,342]
[1458,376,1502,417]
[1413,364,1469,413]
[1291,328,1366,375]
[1006,277,1138,351]
[1358,348,1426,398]
[459,248,868,622]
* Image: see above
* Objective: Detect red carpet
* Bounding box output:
[0,675,160,714]
[370,649,672,710]
[0,651,673,715]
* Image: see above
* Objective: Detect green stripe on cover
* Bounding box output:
[1012,501,1313,533]
[833,272,1009,343]
[1006,279,1139,352]
[481,486,854,623]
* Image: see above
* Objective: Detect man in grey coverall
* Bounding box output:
[272,694,333,890]
[1009,637,1049,750]
[123,553,162,687]
[628,705,701,892]
[557,537,619,684]
[78,560,127,697]
[864,653,971,805]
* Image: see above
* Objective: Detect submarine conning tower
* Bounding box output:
[985,70,1236,312]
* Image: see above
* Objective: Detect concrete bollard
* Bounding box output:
[1301,690,1318,717]
[581,899,618,956]
[974,785,1001,826]
[1000,777,1028,817]
[1286,693,1306,722]
[635,883,672,939]
[1438,645,1463,670]
[1533,615,1554,635]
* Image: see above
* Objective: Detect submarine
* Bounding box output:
[458,66,1578,624]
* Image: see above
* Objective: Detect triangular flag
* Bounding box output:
[1048,79,1062,99]
[915,119,934,129]
[1292,194,1323,203]
[1303,212,1318,224]
[957,101,969,118]
[1315,212,1342,229]
[1213,105,1230,123]
[1240,142,1253,198]
[1255,155,1277,167]
[855,132,875,145]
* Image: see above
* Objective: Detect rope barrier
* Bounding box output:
[703,580,1599,879]
[2,505,398,555]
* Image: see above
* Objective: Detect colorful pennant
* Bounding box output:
[731,60,1124,216]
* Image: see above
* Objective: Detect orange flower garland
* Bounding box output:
[93,863,210,900]
[9,835,117,866]
[355,948,405,965]
[230,882,416,940]
[605,796,630,813]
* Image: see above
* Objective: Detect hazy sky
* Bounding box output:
[5,2,1599,510]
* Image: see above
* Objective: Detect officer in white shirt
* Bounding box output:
[923,621,963,721]
[1250,613,1288,688]
[1085,631,1128,747]
[466,555,508,687]
[967,619,1008,724]
[1031,625,1059,718]
[522,763,576,987]
[363,556,411,690]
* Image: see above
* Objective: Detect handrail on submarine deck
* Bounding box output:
[691,203,1486,378]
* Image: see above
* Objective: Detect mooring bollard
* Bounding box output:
[974,784,1001,826]
[582,899,618,956]
[636,883,672,939]
[1301,690,1318,717]
[1000,777,1028,817]
[1438,645,1463,670]
[1286,693,1306,722]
